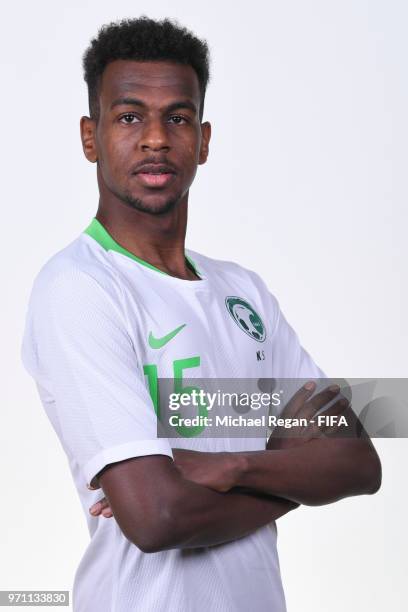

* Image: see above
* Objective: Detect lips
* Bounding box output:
[133,163,176,189]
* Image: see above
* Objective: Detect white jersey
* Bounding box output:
[21,218,324,612]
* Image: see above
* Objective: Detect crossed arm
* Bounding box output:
[92,382,382,552]
[97,455,298,552]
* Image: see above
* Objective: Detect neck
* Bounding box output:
[95,192,199,281]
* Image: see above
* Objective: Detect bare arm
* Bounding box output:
[172,383,382,506]
[171,439,381,507]
[235,437,381,506]
[258,384,382,505]
[98,454,298,553]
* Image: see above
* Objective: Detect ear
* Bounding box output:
[198,121,211,165]
[80,116,98,163]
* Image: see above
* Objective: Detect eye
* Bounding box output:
[119,113,140,124]
[168,115,188,125]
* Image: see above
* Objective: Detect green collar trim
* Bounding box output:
[84,217,201,278]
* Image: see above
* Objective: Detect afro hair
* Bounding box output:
[83,16,210,120]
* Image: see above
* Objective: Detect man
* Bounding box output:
[21,17,381,612]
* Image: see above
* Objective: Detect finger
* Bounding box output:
[280,380,317,419]
[300,384,341,420]
[102,508,113,518]
[296,396,349,440]
[89,497,110,516]
[316,398,352,436]
[323,400,362,438]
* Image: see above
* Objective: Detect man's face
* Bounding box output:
[81,60,211,214]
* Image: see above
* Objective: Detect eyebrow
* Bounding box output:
[110,97,198,114]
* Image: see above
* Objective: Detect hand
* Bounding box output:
[172,448,242,492]
[89,448,242,518]
[267,380,349,451]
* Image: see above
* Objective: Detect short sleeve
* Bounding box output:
[270,301,328,413]
[243,268,327,381]
[21,265,173,490]
[271,306,327,379]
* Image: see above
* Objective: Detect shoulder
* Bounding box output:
[28,234,124,316]
[31,234,118,296]
[188,249,254,278]
[188,249,278,298]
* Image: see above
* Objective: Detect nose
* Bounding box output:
[140,118,170,152]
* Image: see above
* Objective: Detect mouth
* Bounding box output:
[133,163,176,189]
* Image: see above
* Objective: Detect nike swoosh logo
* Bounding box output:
[148,324,186,349]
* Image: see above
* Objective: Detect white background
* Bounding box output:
[1,1,407,610]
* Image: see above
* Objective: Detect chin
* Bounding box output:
[123,191,181,215]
